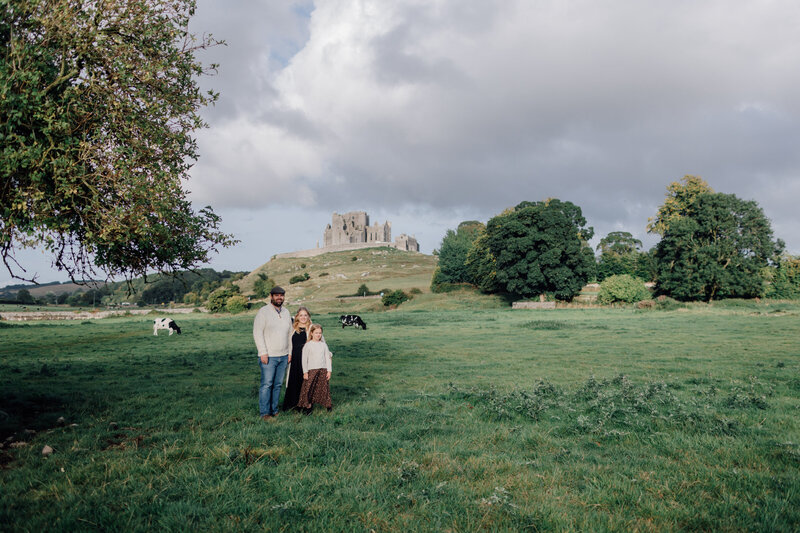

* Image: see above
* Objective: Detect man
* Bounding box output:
[253,286,293,420]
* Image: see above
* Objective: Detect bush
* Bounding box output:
[319,272,328,277]
[225,295,248,314]
[597,275,650,304]
[289,273,310,284]
[207,287,234,313]
[252,273,275,298]
[409,287,422,295]
[382,290,410,307]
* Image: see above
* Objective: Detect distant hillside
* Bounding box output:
[0,280,100,298]
[239,246,437,306]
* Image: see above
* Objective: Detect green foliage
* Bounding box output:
[595,231,647,282]
[647,175,714,235]
[486,199,595,300]
[225,295,248,314]
[432,221,484,288]
[464,228,499,293]
[382,289,410,307]
[356,284,370,296]
[0,0,235,283]
[289,273,310,284]
[654,193,784,301]
[207,287,233,313]
[763,255,800,299]
[597,275,651,304]
[252,273,275,299]
[15,289,34,304]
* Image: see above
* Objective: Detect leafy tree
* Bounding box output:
[1,0,235,283]
[763,254,800,299]
[647,175,713,235]
[654,193,783,301]
[464,228,498,293]
[252,273,275,299]
[15,288,34,304]
[356,284,370,296]
[485,199,595,300]
[434,221,485,286]
[597,231,642,256]
[595,231,643,282]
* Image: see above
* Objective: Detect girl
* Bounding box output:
[297,324,333,413]
[282,306,312,412]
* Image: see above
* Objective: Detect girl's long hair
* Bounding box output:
[293,306,311,334]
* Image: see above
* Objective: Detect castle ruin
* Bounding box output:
[273,211,419,259]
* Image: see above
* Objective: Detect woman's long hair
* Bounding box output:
[293,306,311,334]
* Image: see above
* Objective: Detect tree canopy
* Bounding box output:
[1,0,235,283]
[485,199,595,300]
[647,175,713,235]
[432,220,484,287]
[654,192,783,301]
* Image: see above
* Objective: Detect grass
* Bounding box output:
[1,303,799,531]
[239,247,437,305]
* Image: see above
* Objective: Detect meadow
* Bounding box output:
[1,300,799,531]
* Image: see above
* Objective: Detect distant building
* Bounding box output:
[273,210,419,259]
[323,211,391,247]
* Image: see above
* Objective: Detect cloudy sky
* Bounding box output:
[5,0,800,286]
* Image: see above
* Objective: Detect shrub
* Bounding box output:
[351,256,358,261]
[409,287,422,295]
[382,290,409,307]
[252,273,275,298]
[207,287,234,313]
[225,295,248,314]
[319,272,328,277]
[289,273,310,284]
[597,275,650,304]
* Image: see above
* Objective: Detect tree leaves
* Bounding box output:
[1,0,235,283]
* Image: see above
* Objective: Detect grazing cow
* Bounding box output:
[153,318,181,336]
[340,314,367,330]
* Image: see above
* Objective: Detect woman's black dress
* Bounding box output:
[282,328,307,411]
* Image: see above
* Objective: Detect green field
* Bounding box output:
[1,301,799,531]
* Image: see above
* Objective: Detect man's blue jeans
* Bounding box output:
[259,355,288,416]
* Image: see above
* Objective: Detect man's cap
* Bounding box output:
[270,286,285,295]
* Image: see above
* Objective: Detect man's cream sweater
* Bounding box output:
[253,304,293,357]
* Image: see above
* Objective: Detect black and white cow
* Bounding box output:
[340,314,367,330]
[153,318,181,335]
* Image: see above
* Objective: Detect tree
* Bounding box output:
[1,0,235,284]
[464,227,499,293]
[647,175,713,235]
[595,231,643,282]
[252,273,275,298]
[433,221,485,286]
[764,254,800,299]
[654,192,784,301]
[15,288,34,304]
[485,199,595,300]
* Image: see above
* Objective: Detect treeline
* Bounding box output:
[432,176,799,302]
[3,269,250,309]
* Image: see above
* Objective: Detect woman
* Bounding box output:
[283,306,312,411]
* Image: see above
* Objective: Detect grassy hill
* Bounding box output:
[238,247,439,312]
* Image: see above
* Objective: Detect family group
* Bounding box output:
[252,286,333,419]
